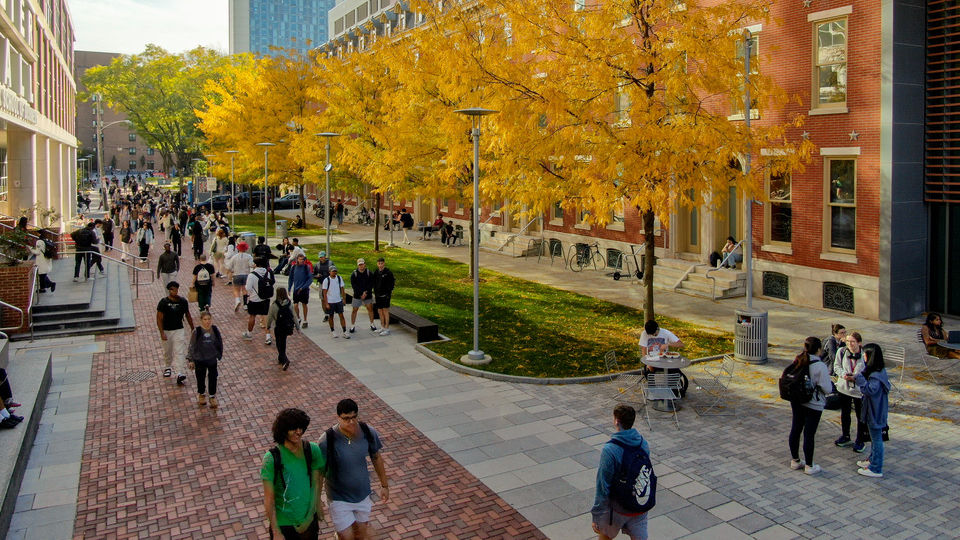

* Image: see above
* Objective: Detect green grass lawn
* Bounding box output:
[228,212,340,238]
[301,241,732,378]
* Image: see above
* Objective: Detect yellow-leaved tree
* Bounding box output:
[406,0,814,320]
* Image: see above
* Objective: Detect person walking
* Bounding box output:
[319,399,388,540]
[846,343,890,478]
[29,239,56,293]
[119,219,134,262]
[244,257,275,345]
[372,258,394,336]
[399,208,413,244]
[313,251,331,323]
[833,331,868,452]
[349,259,377,334]
[102,215,115,249]
[169,221,183,257]
[156,281,195,386]
[287,253,313,329]
[192,254,216,312]
[262,408,326,540]
[136,221,154,259]
[157,242,180,288]
[70,222,95,282]
[267,288,299,371]
[786,336,832,475]
[591,404,654,540]
[335,199,344,228]
[253,235,273,262]
[822,324,846,372]
[186,311,223,408]
[190,217,205,260]
[229,241,254,312]
[209,228,229,278]
[321,266,350,339]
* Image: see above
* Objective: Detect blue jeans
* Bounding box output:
[868,425,884,473]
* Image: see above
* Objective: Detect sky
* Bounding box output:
[69,0,229,55]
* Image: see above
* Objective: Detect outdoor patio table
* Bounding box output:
[642,354,691,412]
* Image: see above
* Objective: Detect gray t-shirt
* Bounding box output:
[319,424,384,503]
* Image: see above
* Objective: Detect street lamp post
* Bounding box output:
[226,150,239,231]
[192,158,205,206]
[314,133,340,257]
[256,142,276,242]
[454,107,498,365]
[92,93,131,213]
[204,154,215,202]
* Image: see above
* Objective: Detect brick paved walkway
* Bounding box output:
[71,247,545,539]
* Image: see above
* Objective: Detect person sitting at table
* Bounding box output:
[425,214,444,240]
[921,312,960,360]
[639,320,687,396]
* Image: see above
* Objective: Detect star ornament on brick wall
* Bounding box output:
[801,131,810,140]
[803,0,812,7]
[849,130,860,141]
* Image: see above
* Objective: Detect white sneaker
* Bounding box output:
[857,467,882,478]
[265,335,272,345]
[789,459,803,471]
[242,332,253,340]
[332,330,339,338]
[343,331,351,340]
[856,460,871,468]
[379,329,391,336]
[804,464,821,475]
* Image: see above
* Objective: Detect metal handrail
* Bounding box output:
[61,248,155,299]
[103,244,149,266]
[705,240,744,300]
[0,299,24,332]
[497,216,542,253]
[26,266,37,341]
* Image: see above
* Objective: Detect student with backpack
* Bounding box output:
[321,266,350,339]
[267,288,299,371]
[782,336,832,475]
[186,311,223,408]
[244,257,275,344]
[591,404,655,540]
[262,408,326,540]
[319,399,388,540]
[29,238,56,293]
[192,254,216,312]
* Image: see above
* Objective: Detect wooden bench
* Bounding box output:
[375,306,439,342]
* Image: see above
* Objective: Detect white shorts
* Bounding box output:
[329,496,372,532]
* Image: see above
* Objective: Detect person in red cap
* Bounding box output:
[228,241,254,311]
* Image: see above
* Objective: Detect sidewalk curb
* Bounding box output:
[415,343,726,385]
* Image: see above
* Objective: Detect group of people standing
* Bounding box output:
[784,326,890,478]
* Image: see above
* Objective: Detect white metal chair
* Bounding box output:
[603,351,644,406]
[692,354,737,416]
[882,344,907,406]
[641,371,681,430]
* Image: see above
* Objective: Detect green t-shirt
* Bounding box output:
[260,442,326,527]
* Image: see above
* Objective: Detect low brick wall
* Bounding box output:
[0,264,33,333]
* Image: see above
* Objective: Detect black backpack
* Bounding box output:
[255,269,275,299]
[325,423,376,482]
[269,441,314,491]
[42,240,56,259]
[275,301,295,335]
[779,361,815,403]
[608,439,657,514]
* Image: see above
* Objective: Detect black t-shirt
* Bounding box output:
[157,296,189,330]
[193,263,215,288]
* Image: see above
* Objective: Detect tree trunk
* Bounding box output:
[299,184,306,224]
[248,185,254,214]
[270,186,276,222]
[642,209,657,322]
[374,192,381,251]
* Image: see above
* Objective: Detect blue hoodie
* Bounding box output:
[287,260,314,293]
[855,368,890,429]
[591,428,650,522]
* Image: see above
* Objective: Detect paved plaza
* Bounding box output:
[5,220,960,539]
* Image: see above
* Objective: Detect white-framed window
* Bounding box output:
[608,199,625,230]
[128,133,136,142]
[573,0,587,11]
[813,18,847,110]
[614,82,631,127]
[766,171,791,244]
[128,160,137,170]
[731,34,759,118]
[824,158,856,251]
[128,147,136,155]
[550,202,564,224]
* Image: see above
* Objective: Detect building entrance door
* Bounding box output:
[675,190,700,256]
[929,203,960,316]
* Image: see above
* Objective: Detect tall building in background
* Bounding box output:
[229,0,336,55]
[0,0,77,228]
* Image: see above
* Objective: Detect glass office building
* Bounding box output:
[229,0,336,55]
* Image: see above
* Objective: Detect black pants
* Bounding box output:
[789,402,823,466]
[194,363,218,395]
[172,239,182,256]
[269,517,319,540]
[90,248,104,273]
[74,252,91,278]
[276,331,290,365]
[838,394,867,443]
[139,242,149,258]
[103,233,114,247]
[193,242,203,259]
[38,273,55,291]
[274,256,289,274]
[0,368,12,402]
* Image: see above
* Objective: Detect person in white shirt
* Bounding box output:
[638,320,683,357]
[322,266,350,339]
[30,239,56,293]
[244,257,275,344]
[228,241,255,312]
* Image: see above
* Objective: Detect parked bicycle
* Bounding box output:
[569,242,606,272]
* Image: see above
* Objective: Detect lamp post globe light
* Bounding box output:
[225,150,239,231]
[255,142,276,242]
[314,133,340,258]
[454,107,498,366]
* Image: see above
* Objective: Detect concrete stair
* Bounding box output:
[480,233,544,258]
[652,257,746,300]
[11,256,136,340]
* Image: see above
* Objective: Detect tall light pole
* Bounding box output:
[192,158,205,206]
[315,133,339,257]
[92,92,130,213]
[454,107,498,365]
[226,150,239,231]
[204,154,215,201]
[256,142,276,242]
